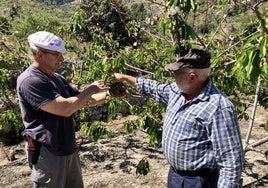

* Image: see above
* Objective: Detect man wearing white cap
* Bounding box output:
[17,31,109,188]
[114,49,244,188]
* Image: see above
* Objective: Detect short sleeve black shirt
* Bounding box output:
[17,65,80,156]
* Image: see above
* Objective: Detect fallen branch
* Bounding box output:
[242,174,268,188]
[0,142,15,161]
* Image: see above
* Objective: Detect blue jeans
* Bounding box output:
[167,167,219,188]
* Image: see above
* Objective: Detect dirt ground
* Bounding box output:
[0,106,267,188]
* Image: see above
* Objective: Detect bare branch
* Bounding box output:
[126,63,155,75]
[251,1,268,34]
[206,9,230,48]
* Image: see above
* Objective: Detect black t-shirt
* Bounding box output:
[17,65,80,156]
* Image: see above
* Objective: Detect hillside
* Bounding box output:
[0,0,267,187]
[0,105,267,187]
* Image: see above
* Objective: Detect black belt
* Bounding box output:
[172,167,217,177]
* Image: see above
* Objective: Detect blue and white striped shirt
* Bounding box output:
[136,77,244,188]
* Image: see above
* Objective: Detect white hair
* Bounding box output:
[28,43,39,60]
[29,43,38,51]
[187,67,211,81]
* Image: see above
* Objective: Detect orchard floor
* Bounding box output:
[0,107,267,188]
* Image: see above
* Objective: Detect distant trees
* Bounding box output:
[0,0,267,146]
[71,0,135,47]
[36,0,64,4]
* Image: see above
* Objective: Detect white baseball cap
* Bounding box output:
[28,31,66,53]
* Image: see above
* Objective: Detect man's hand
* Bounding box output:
[113,73,125,81]
[113,73,137,89]
[89,80,109,94]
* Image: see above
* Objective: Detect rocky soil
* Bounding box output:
[0,107,267,188]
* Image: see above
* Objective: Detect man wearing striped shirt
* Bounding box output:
[114,48,244,188]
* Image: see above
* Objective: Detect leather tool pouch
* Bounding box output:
[25,135,41,165]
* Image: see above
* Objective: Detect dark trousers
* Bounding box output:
[167,167,219,188]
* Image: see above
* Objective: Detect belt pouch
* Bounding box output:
[26,135,41,165]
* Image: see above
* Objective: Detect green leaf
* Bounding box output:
[136,158,150,176]
[264,122,268,132]
[248,50,261,82]
[259,36,267,58]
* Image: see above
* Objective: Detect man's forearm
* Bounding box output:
[87,91,107,107]
[114,73,137,89]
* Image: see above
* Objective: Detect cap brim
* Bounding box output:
[164,62,184,71]
[30,43,66,54]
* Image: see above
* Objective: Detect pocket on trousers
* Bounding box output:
[31,167,52,185]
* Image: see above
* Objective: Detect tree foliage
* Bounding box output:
[70,0,135,47]
[0,0,267,153]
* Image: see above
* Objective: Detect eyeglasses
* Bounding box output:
[169,70,189,77]
[38,48,62,58]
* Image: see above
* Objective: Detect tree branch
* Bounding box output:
[251,0,268,34]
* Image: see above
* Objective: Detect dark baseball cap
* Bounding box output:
[165,49,211,71]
